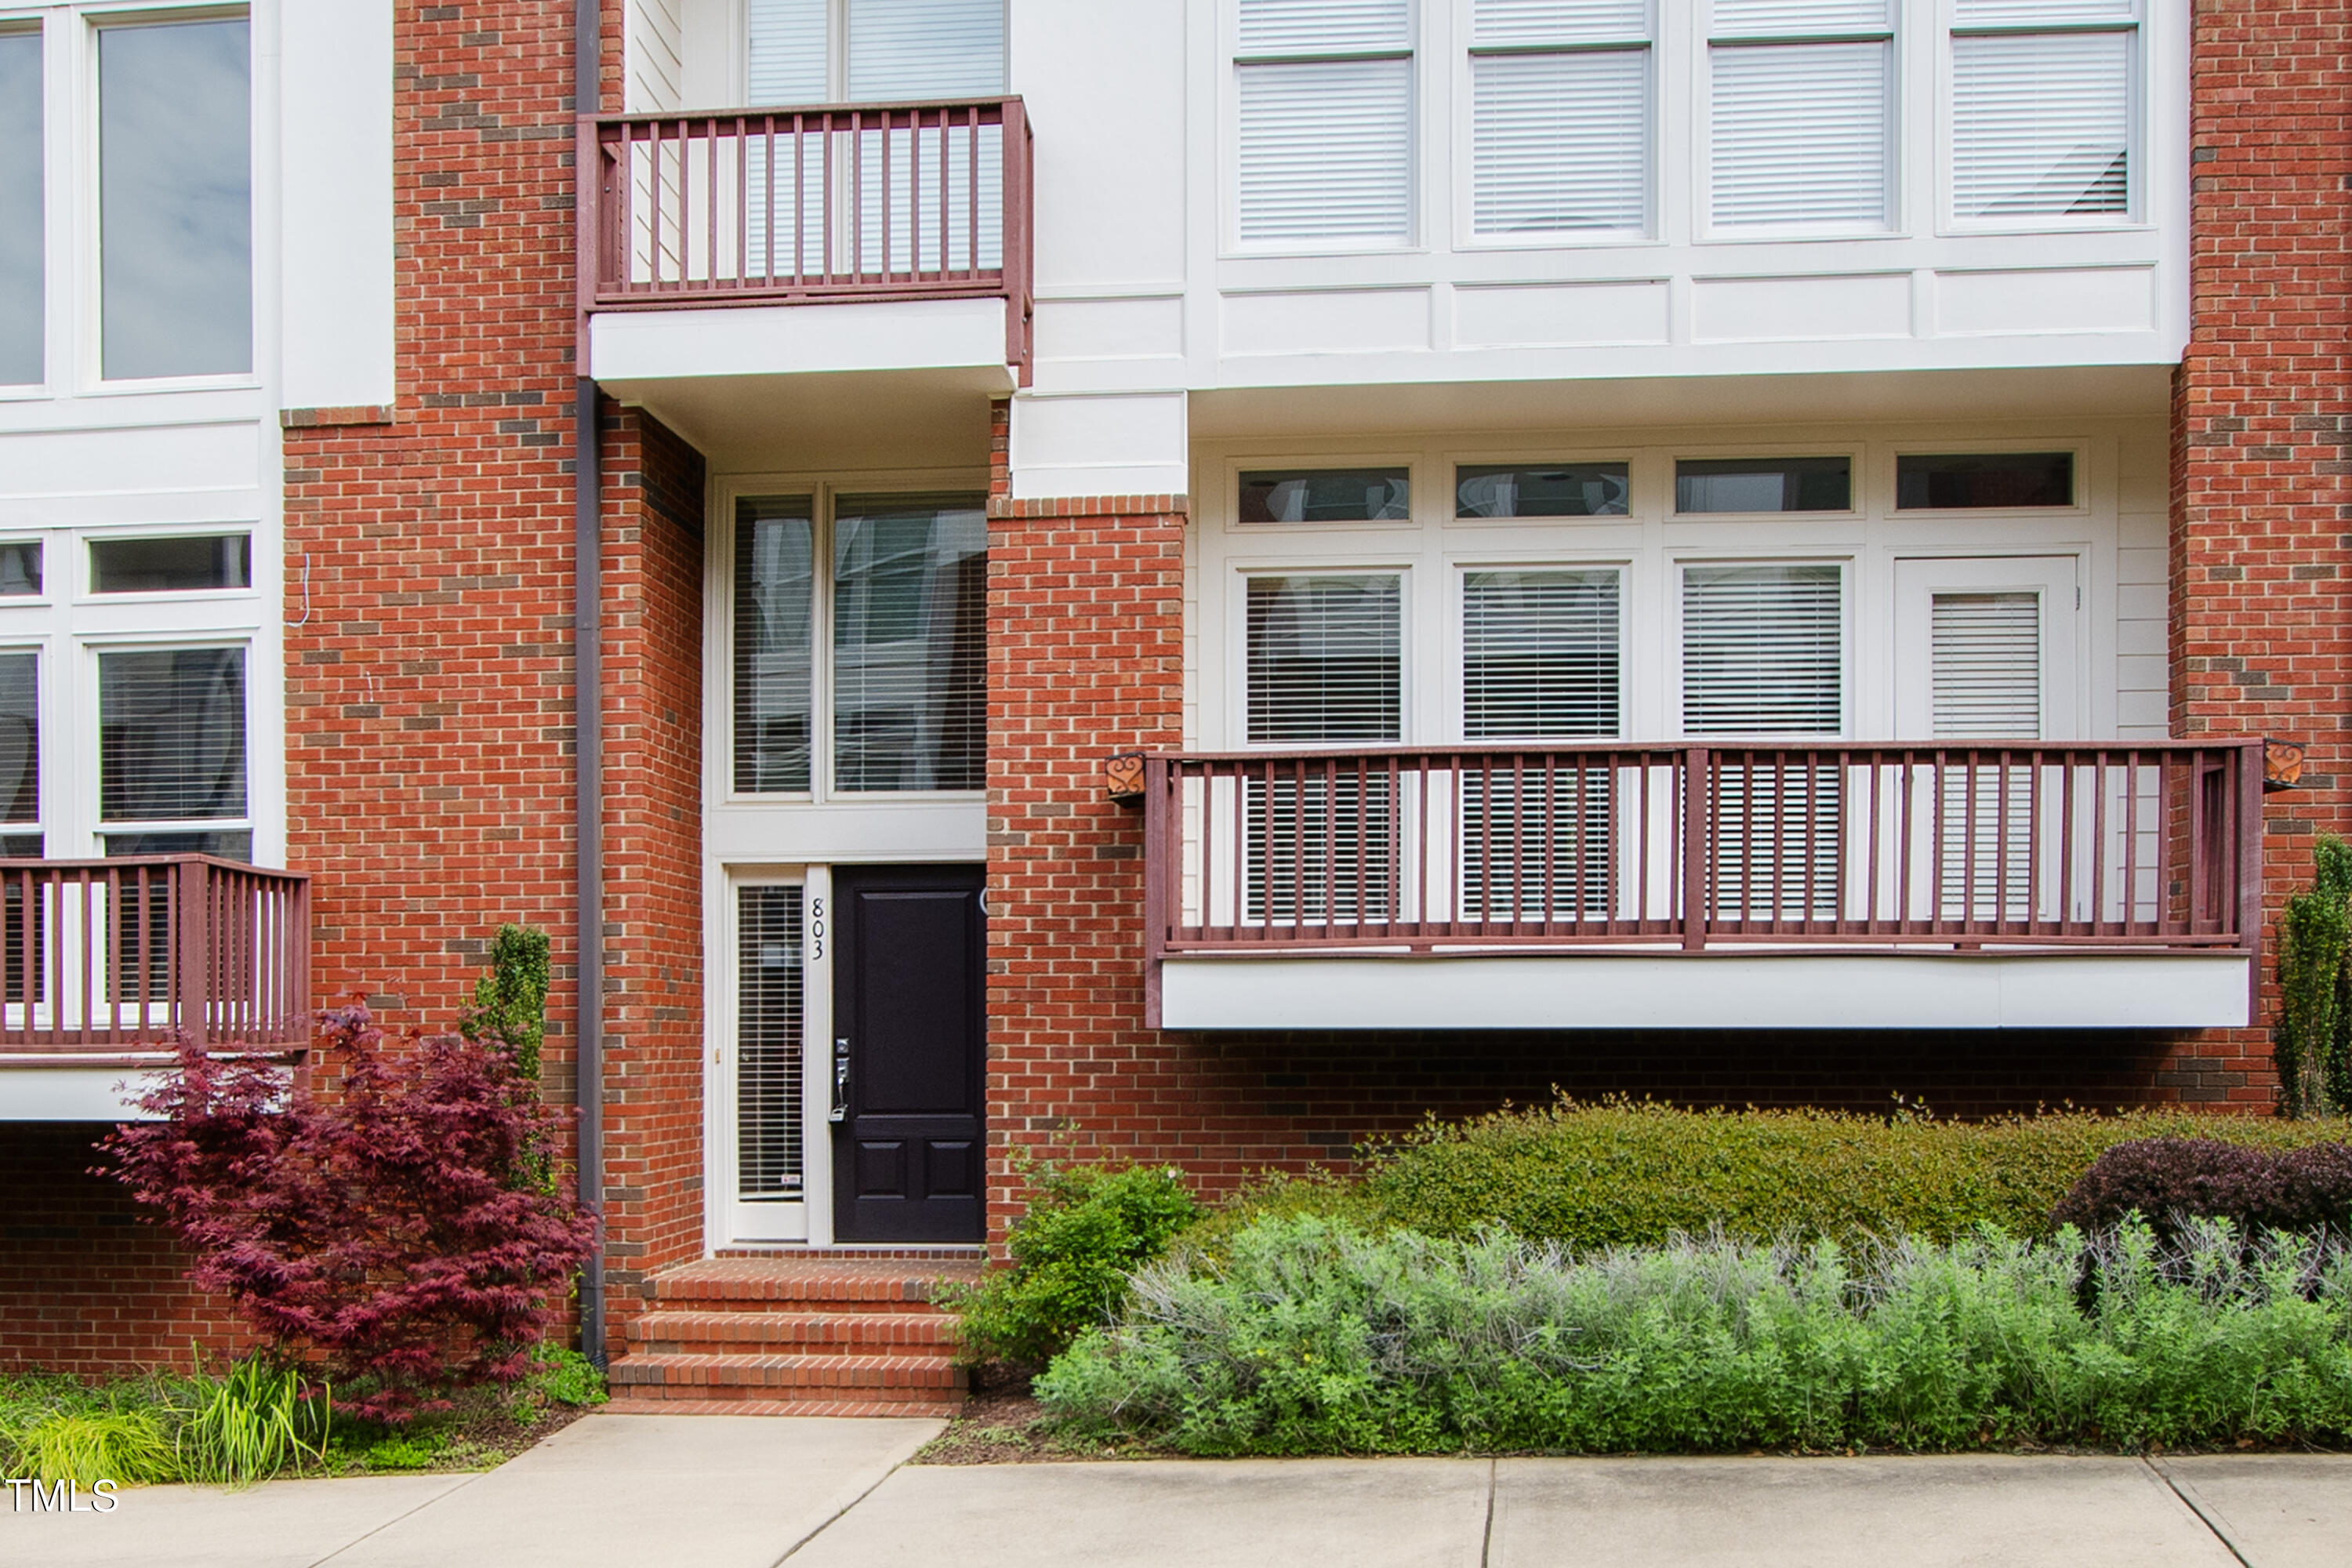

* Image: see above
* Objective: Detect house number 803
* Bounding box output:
[808,897,825,960]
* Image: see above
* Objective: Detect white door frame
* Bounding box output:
[709,864,837,1248]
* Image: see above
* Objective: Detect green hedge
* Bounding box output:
[1039,1214,2352,1456]
[1206,1100,2350,1253]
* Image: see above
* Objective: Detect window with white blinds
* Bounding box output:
[1708,2,1892,231]
[736,884,805,1202]
[1682,563,1843,920]
[1463,569,1621,740]
[734,497,816,793]
[1246,573,1403,744]
[832,495,986,793]
[1679,564,1842,735]
[1469,1,1649,238]
[1243,572,1401,923]
[1951,0,2133,223]
[1931,590,2042,918]
[731,492,985,797]
[749,0,1006,103]
[1236,0,1414,247]
[97,646,249,858]
[1461,569,1621,920]
[0,651,36,844]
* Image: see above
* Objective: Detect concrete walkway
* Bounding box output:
[5,1413,2348,1567]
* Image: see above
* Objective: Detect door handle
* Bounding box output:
[830,1037,849,1123]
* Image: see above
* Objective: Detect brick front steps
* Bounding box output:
[608,1254,983,1417]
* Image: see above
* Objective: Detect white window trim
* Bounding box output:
[1696,2,1902,243]
[1882,439,2092,516]
[1667,445,1867,520]
[710,466,989,808]
[1229,559,1417,750]
[1223,0,1425,257]
[1447,555,1634,743]
[1452,0,1657,250]
[1936,0,2144,235]
[1667,551,1857,740]
[72,3,263,394]
[705,863,833,1250]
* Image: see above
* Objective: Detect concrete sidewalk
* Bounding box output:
[4,1412,2347,1567]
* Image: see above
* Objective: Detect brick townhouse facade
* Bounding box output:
[0,0,2343,1401]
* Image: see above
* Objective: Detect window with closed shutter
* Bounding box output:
[1469,0,1649,239]
[1461,569,1621,919]
[1682,563,1842,919]
[1931,590,2041,918]
[1951,1,2134,223]
[736,884,806,1202]
[1236,0,1414,247]
[1244,573,1401,922]
[1708,1,1893,232]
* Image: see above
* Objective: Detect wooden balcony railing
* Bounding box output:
[578,97,1034,379]
[0,856,310,1054]
[1144,742,2264,961]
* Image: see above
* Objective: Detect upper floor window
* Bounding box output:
[1469,1,1650,240]
[0,28,41,387]
[732,492,985,797]
[1706,0,1893,233]
[749,0,1006,103]
[1234,0,1414,248]
[1950,0,2134,223]
[99,15,252,380]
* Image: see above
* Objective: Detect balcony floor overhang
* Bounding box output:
[1159,949,2253,1032]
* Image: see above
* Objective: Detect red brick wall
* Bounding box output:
[596,403,707,1358]
[0,1126,254,1377]
[2167,0,2352,1106]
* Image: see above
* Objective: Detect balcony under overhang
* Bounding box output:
[1142,743,2264,1033]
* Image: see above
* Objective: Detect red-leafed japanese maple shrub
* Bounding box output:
[2051,1137,2352,1241]
[101,1003,597,1423]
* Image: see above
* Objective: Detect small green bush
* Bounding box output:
[1344,1098,2348,1250]
[1038,1213,2352,1456]
[524,1345,609,1409]
[949,1163,1200,1367]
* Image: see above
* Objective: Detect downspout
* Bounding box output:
[573,0,606,1369]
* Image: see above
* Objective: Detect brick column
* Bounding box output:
[983,401,1189,1236]
[2169,0,2352,1105]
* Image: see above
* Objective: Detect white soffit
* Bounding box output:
[1160,952,2252,1032]
[0,1066,165,1122]
[589,298,1016,384]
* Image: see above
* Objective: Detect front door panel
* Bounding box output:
[832,866,985,1243]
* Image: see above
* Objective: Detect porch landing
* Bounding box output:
[608,1255,984,1417]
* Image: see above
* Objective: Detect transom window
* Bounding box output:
[732,492,986,797]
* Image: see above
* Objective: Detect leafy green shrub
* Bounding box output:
[2055,1138,2352,1240]
[1037,1213,2352,1456]
[2278,837,2352,1116]
[176,1359,331,1488]
[1344,1098,2347,1250]
[358,1429,449,1472]
[949,1164,1200,1367]
[524,1345,609,1409]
